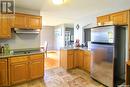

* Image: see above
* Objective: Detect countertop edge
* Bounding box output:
[0,52,44,59]
[60,47,91,51]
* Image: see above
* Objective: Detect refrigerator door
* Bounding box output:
[91,43,114,87]
[91,26,115,43]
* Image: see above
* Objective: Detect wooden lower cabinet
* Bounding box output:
[60,50,74,69]
[10,62,28,85]
[78,50,84,69]
[8,54,44,86]
[60,50,67,69]
[126,61,130,85]
[60,49,91,72]
[74,50,79,68]
[29,55,44,79]
[29,60,44,79]
[83,51,91,72]
[0,59,8,87]
[67,53,74,69]
[10,56,28,85]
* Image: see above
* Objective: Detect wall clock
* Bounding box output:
[76,24,80,30]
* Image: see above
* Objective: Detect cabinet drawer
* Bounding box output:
[30,54,43,60]
[10,56,28,63]
[67,50,73,54]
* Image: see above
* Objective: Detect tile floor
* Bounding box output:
[12,68,105,87]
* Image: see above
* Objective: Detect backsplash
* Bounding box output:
[0,31,40,50]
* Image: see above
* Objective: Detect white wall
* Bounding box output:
[40,26,54,50]
[53,24,74,50]
[74,14,96,44]
[16,7,40,15]
[0,32,40,49]
[54,25,65,50]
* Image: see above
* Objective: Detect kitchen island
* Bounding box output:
[0,48,44,87]
[60,47,91,72]
[126,61,130,85]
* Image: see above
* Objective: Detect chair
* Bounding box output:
[44,41,48,58]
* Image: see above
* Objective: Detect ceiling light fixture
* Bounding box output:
[52,0,64,5]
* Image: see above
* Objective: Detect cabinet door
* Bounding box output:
[83,51,91,72]
[29,59,44,79]
[28,16,42,29]
[78,50,84,69]
[29,54,44,79]
[74,50,79,68]
[110,11,128,25]
[0,15,11,38]
[97,15,110,26]
[67,54,74,69]
[14,14,27,28]
[0,59,8,86]
[60,50,67,69]
[10,62,28,85]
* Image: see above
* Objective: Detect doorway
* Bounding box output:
[44,50,59,70]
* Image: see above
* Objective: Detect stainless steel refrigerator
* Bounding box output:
[90,25,126,87]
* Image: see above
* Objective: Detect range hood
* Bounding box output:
[14,28,40,34]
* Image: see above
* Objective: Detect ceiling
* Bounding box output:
[16,0,130,26]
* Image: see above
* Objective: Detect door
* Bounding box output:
[78,50,84,69]
[0,15,11,38]
[10,62,28,85]
[91,43,114,87]
[0,59,8,86]
[97,15,110,26]
[29,59,44,79]
[110,11,128,25]
[14,14,27,28]
[28,16,42,29]
[67,54,74,69]
[74,50,79,68]
[83,51,91,72]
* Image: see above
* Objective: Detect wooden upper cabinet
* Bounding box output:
[110,11,128,25]
[28,16,42,29]
[0,15,11,38]
[13,13,42,29]
[97,15,110,26]
[0,59,8,87]
[14,14,27,28]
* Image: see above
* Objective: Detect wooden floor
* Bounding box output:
[45,51,59,70]
[12,68,104,87]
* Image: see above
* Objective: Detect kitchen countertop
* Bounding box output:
[60,47,91,51]
[0,48,44,59]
